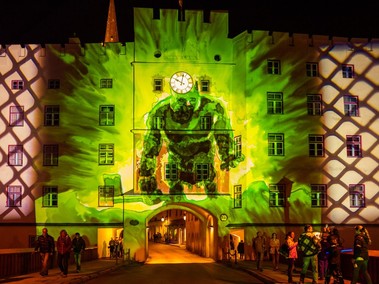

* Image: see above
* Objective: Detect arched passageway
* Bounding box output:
[145,203,218,262]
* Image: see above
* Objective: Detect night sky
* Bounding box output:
[1,1,378,44]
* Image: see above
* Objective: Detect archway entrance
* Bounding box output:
[146,203,218,261]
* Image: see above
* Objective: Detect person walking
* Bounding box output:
[56,229,72,277]
[237,239,245,259]
[34,227,55,277]
[109,237,115,258]
[298,224,321,284]
[351,225,372,284]
[72,232,86,272]
[269,232,280,271]
[318,226,330,280]
[286,231,298,284]
[325,234,344,284]
[253,231,265,271]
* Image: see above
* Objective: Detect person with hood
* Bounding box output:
[56,229,72,277]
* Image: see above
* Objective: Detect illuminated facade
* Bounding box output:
[0,6,378,262]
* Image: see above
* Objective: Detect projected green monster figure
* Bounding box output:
[139,71,244,195]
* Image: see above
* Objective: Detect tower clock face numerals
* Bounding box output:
[170,71,194,94]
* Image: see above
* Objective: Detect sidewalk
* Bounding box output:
[0,257,351,284]
[0,258,128,284]
[229,259,351,284]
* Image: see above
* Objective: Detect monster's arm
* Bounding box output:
[213,102,244,170]
[139,109,164,193]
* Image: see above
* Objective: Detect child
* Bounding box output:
[325,234,344,284]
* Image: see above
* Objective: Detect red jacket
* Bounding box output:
[57,235,72,254]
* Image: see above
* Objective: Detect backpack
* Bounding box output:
[279,242,289,258]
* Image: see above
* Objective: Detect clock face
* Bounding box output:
[170,71,194,94]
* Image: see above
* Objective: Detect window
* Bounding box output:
[307,94,323,115]
[309,135,324,157]
[306,62,319,77]
[200,116,212,130]
[43,144,59,166]
[152,116,164,130]
[346,135,362,157]
[267,59,281,75]
[234,185,242,208]
[154,79,163,92]
[342,64,354,78]
[98,186,114,207]
[196,164,209,181]
[100,78,113,88]
[269,184,285,207]
[349,184,365,208]
[268,133,284,156]
[44,105,60,126]
[200,80,210,92]
[234,136,242,158]
[42,186,58,207]
[99,144,114,165]
[165,163,178,181]
[344,95,359,116]
[311,184,327,207]
[48,79,60,89]
[267,92,283,114]
[9,106,24,126]
[99,105,115,126]
[8,145,23,166]
[7,186,22,207]
[11,80,24,90]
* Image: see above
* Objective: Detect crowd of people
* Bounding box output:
[108,236,124,259]
[34,228,86,278]
[233,224,373,284]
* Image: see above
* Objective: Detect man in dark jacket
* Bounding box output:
[351,225,372,284]
[72,232,86,272]
[34,227,55,277]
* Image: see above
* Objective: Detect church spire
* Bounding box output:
[104,0,119,43]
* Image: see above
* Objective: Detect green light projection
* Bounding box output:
[1,7,377,253]
[138,85,244,195]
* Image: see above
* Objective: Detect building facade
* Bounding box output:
[0,6,378,262]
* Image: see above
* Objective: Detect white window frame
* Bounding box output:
[306,62,319,77]
[307,94,323,116]
[267,59,281,75]
[43,144,59,166]
[349,184,365,208]
[98,186,114,207]
[99,144,114,165]
[8,145,23,166]
[267,92,283,114]
[344,95,359,116]
[269,184,285,207]
[342,64,354,78]
[44,105,60,126]
[196,163,209,181]
[309,135,324,157]
[99,105,115,126]
[7,185,22,207]
[346,135,362,157]
[9,106,24,126]
[42,186,58,207]
[311,184,327,207]
[234,185,242,208]
[268,133,284,156]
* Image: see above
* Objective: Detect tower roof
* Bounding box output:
[105,0,119,43]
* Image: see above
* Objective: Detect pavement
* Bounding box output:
[0,257,351,284]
